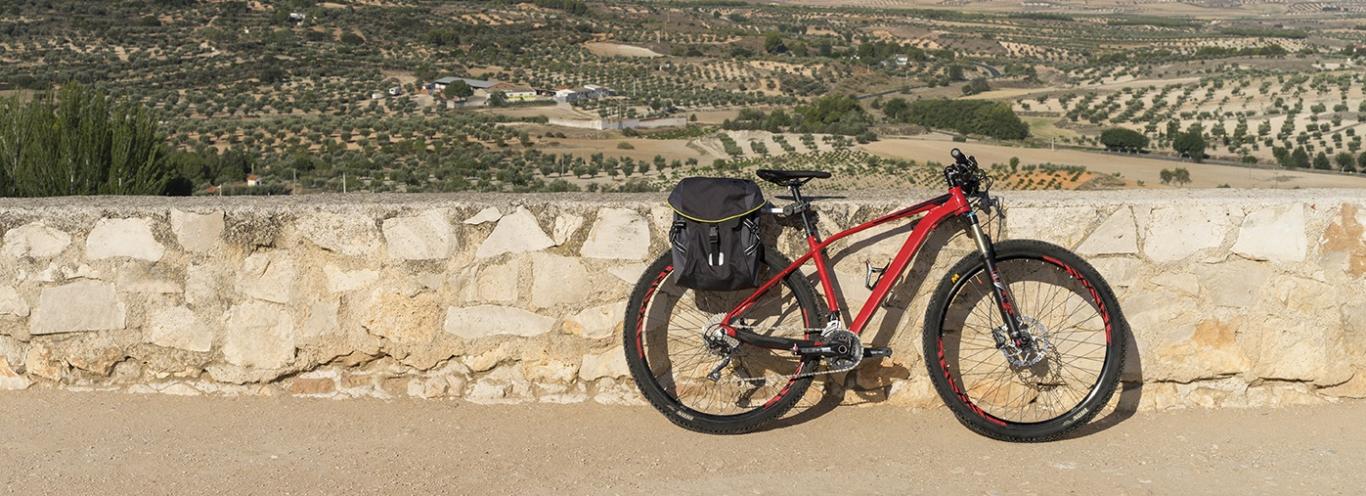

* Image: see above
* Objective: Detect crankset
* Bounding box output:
[708,320,893,384]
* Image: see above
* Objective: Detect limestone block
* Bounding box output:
[1088,257,1140,289]
[222,302,296,369]
[236,252,295,304]
[1194,261,1270,308]
[406,376,454,399]
[360,286,441,345]
[116,272,182,294]
[467,365,532,404]
[324,265,379,293]
[591,377,643,405]
[29,281,125,335]
[607,263,648,284]
[170,209,224,254]
[1141,205,1234,263]
[0,360,32,391]
[86,218,165,262]
[299,299,340,339]
[1077,207,1138,256]
[552,213,584,246]
[1320,373,1366,399]
[2,223,71,259]
[581,208,650,260]
[1246,316,1341,384]
[1151,319,1249,383]
[442,305,555,339]
[1007,205,1096,248]
[466,380,509,403]
[580,347,630,381]
[185,264,222,306]
[1231,204,1306,264]
[474,260,520,304]
[383,210,454,261]
[463,207,501,225]
[1148,272,1199,296]
[146,306,212,353]
[476,207,553,258]
[297,211,380,256]
[23,343,64,380]
[0,286,28,317]
[529,253,593,309]
[526,360,579,384]
[564,303,625,339]
[1319,204,1366,277]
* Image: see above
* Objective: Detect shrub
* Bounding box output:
[1099,128,1149,152]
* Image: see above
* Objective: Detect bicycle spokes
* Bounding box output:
[941,258,1110,424]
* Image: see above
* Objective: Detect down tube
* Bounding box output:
[848,203,962,334]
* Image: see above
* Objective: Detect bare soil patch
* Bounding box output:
[584,42,664,58]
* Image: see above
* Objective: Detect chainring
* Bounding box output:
[821,327,864,372]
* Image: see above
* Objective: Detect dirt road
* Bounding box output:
[2,390,1361,495]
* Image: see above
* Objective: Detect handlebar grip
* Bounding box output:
[950,148,964,160]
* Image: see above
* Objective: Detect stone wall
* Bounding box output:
[1,190,1363,410]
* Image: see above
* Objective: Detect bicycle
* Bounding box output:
[623,148,1128,442]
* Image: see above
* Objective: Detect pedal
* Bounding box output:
[863,347,892,359]
[864,260,888,290]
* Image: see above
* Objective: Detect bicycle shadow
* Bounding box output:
[767,214,964,430]
[765,213,1143,438]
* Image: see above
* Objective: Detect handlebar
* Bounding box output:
[943,148,988,196]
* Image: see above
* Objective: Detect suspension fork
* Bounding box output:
[965,210,1024,340]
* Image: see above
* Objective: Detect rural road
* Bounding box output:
[2,390,1362,495]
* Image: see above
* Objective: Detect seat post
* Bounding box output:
[787,182,819,239]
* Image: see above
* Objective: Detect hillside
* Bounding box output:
[2,0,1365,193]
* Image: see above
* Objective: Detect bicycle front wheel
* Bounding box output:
[924,240,1128,442]
[624,249,824,434]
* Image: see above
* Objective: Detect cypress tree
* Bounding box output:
[0,83,172,196]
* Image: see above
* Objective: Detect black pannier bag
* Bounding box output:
[667,177,765,291]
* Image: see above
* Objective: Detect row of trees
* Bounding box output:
[718,95,876,140]
[883,98,1029,140]
[1272,147,1366,172]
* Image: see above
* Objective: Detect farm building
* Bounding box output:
[554,84,613,103]
[430,77,496,93]
[489,82,539,102]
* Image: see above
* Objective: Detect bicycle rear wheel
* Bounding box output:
[624,249,824,434]
[924,240,1127,442]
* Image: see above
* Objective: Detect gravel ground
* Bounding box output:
[1,390,1362,495]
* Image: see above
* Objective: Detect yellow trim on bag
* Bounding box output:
[670,204,764,223]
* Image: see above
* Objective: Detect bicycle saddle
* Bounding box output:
[755,169,832,186]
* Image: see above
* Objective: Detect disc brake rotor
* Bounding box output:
[992,316,1052,368]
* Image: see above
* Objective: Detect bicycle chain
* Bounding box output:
[719,322,864,384]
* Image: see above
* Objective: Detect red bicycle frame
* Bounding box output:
[726,185,1016,352]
